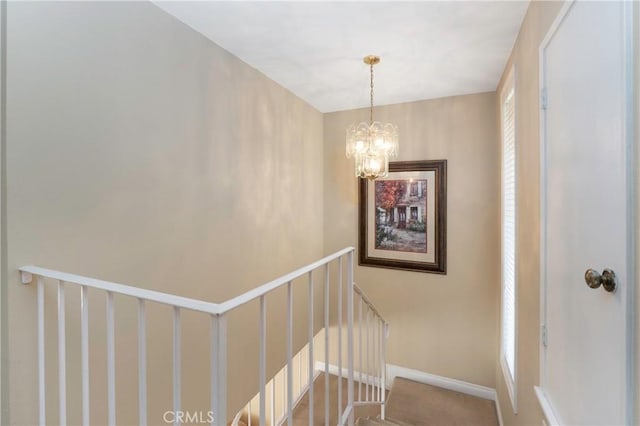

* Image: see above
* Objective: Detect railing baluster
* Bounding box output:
[378,320,382,399]
[369,310,374,402]
[358,295,363,402]
[282,369,286,418]
[307,271,314,426]
[298,348,309,387]
[271,377,276,426]
[366,308,370,401]
[373,315,377,402]
[347,251,355,425]
[337,257,343,419]
[372,314,376,402]
[324,264,330,426]
[370,311,378,401]
[371,310,375,402]
[371,313,375,402]
[138,299,147,426]
[298,346,302,398]
[259,296,266,426]
[381,322,387,420]
[376,318,380,402]
[58,281,67,425]
[373,311,377,402]
[37,277,45,426]
[81,285,90,426]
[106,291,116,426]
[173,307,181,425]
[287,281,293,425]
[211,314,227,426]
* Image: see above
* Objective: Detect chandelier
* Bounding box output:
[346,55,399,179]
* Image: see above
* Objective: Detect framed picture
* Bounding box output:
[359,160,447,274]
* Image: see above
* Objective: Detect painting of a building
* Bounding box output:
[375,179,427,253]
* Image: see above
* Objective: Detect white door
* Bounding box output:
[539,1,634,425]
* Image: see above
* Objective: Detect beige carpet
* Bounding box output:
[384,377,498,426]
[290,375,499,426]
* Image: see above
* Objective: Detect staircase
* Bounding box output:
[291,375,499,426]
[20,247,498,425]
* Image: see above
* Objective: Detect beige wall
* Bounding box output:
[0,0,5,424]
[493,1,565,425]
[9,1,633,426]
[6,2,323,424]
[628,3,639,423]
[323,92,500,388]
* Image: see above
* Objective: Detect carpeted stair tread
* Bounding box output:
[379,415,413,426]
[384,377,499,426]
[355,416,405,426]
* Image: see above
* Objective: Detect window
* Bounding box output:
[410,206,418,220]
[500,67,517,412]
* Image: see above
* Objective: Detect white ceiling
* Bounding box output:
[154,1,530,113]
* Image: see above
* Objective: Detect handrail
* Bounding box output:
[217,246,354,314]
[354,283,387,325]
[19,246,356,316]
[19,265,221,315]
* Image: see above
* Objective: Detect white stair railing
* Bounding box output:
[20,246,387,426]
[353,284,388,420]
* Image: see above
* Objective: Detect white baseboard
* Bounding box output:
[314,361,385,389]
[315,361,503,426]
[386,364,497,401]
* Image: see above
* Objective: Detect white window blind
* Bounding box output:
[500,69,517,411]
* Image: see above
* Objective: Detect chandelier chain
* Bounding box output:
[369,63,374,124]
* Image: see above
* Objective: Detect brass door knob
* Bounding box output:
[584,268,617,293]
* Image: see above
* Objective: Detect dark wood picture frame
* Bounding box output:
[358,160,447,274]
